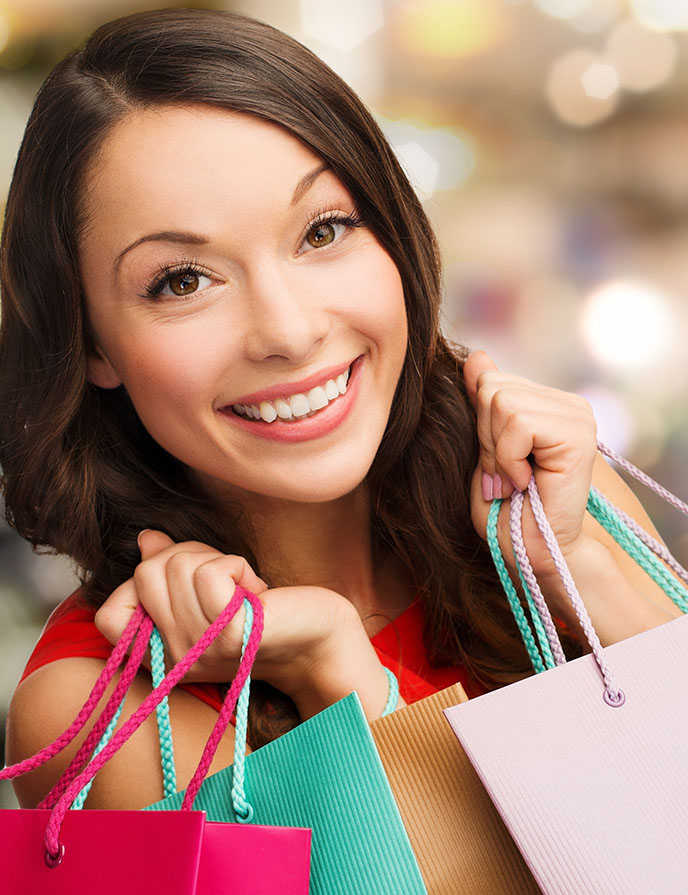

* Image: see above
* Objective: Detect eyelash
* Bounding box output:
[139,210,365,301]
[140,256,211,301]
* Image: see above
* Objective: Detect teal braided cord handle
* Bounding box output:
[72,625,176,807]
[71,699,125,809]
[490,443,688,663]
[587,488,688,613]
[231,599,255,823]
[149,626,177,797]
[486,499,551,674]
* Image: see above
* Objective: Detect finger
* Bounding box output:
[463,349,499,410]
[94,578,140,645]
[138,529,176,560]
[156,552,265,650]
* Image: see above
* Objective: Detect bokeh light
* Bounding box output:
[630,0,688,32]
[580,280,673,369]
[533,0,594,20]
[299,0,384,51]
[581,61,619,99]
[546,49,618,126]
[396,0,505,58]
[379,119,476,197]
[606,19,676,91]
[577,385,636,455]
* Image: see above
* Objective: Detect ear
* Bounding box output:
[86,344,122,389]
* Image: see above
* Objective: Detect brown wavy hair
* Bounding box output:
[0,8,567,745]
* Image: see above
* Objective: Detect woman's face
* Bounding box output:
[81,105,408,505]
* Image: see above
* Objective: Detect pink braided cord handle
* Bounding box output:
[511,478,624,705]
[39,610,154,809]
[42,587,263,858]
[0,604,148,786]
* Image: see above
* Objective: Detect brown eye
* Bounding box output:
[306,222,336,248]
[169,272,200,295]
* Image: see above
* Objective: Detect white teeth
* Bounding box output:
[274,398,293,420]
[289,393,310,418]
[231,364,352,422]
[307,386,328,411]
[259,401,277,423]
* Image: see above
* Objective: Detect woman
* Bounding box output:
[1,8,679,810]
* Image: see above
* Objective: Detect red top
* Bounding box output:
[20,592,484,709]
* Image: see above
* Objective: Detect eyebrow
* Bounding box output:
[112,163,332,272]
[291,163,330,205]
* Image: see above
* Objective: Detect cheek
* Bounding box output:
[341,252,407,352]
[110,325,222,411]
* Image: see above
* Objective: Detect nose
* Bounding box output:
[241,263,330,364]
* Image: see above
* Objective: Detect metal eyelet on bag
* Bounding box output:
[45,842,65,868]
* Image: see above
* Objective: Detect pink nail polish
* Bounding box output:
[482,472,494,501]
[493,473,503,499]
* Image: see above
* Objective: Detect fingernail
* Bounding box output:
[493,474,503,499]
[137,529,152,548]
[482,472,494,501]
[509,479,521,493]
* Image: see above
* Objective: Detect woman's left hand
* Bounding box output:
[464,350,598,594]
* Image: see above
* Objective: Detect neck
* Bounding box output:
[220,482,413,635]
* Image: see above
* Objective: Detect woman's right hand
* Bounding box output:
[95,530,393,720]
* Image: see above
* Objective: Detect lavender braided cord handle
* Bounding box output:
[0,604,147,785]
[44,587,262,860]
[509,489,567,667]
[597,440,688,517]
[513,477,625,707]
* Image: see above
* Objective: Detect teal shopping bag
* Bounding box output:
[148,692,426,894]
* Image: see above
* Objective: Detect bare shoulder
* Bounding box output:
[7,657,237,809]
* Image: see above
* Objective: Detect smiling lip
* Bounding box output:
[218,355,364,443]
[227,359,355,407]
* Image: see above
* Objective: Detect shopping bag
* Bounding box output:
[370,684,540,895]
[0,587,311,894]
[444,467,688,895]
[149,689,428,894]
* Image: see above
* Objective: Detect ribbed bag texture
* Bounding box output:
[148,692,427,895]
[445,611,688,894]
[370,684,540,895]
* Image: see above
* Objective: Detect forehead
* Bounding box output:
[81,104,326,241]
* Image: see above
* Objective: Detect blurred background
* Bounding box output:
[2,0,688,805]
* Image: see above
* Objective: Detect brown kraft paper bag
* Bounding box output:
[370,684,541,895]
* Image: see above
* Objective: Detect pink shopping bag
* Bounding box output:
[0,587,311,894]
[445,474,688,895]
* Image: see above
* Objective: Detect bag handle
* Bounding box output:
[488,440,688,673]
[510,480,625,707]
[1,586,263,865]
[38,609,155,809]
[47,588,262,859]
[69,626,177,809]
